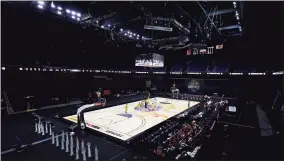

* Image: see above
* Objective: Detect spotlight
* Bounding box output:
[124,33,127,36]
[2,67,5,70]
[127,31,130,34]
[133,33,136,36]
[101,25,104,28]
[129,35,132,38]
[19,68,23,71]
[66,9,70,13]
[57,11,62,15]
[137,37,139,40]
[57,6,62,10]
[51,2,55,8]
[37,1,45,5]
[76,13,81,17]
[71,16,75,19]
[71,11,76,15]
[37,5,44,9]
[96,20,99,23]
[77,18,80,21]
[233,2,236,5]
[129,32,132,35]
[120,28,123,31]
[137,35,140,37]
[108,24,111,27]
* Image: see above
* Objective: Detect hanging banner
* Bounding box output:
[186,49,191,55]
[216,44,223,49]
[199,49,207,55]
[193,48,198,55]
[207,46,214,54]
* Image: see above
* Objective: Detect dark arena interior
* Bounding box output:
[1,1,284,161]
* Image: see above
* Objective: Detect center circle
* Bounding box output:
[134,103,163,112]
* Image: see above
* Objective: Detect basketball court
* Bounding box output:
[64,97,199,141]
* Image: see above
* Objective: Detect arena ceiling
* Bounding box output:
[70,1,244,47]
[5,1,243,50]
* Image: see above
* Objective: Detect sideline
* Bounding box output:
[11,101,83,115]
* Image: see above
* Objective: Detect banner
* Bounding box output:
[186,49,191,55]
[207,46,214,54]
[216,44,223,49]
[193,48,198,55]
[199,49,207,55]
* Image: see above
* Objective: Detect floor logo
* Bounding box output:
[188,80,200,92]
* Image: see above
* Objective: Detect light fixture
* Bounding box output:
[233,2,236,5]
[71,11,76,15]
[129,35,132,38]
[37,1,45,5]
[101,25,104,28]
[137,35,140,37]
[37,5,44,9]
[57,6,62,10]
[66,9,70,13]
[124,33,127,36]
[120,28,123,31]
[57,11,62,15]
[71,16,75,19]
[77,18,80,21]
[76,13,81,17]
[2,67,5,70]
[133,33,136,36]
[127,31,130,34]
[96,20,99,23]
[51,2,55,8]
[108,24,111,27]
[19,68,23,71]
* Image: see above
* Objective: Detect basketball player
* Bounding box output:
[188,100,190,109]
[125,104,129,113]
[151,103,155,110]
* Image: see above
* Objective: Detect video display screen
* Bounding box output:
[135,53,164,68]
